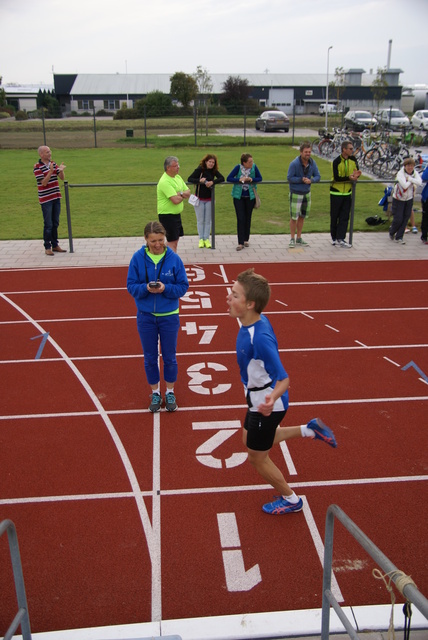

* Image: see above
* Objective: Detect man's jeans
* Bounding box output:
[41,198,61,249]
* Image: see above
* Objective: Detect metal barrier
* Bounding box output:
[321,504,428,639]
[63,178,389,255]
[0,519,32,640]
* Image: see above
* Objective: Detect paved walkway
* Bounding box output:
[0,231,426,270]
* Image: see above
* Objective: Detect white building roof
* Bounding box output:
[69,72,381,96]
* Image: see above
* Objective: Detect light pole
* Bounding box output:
[325,45,333,130]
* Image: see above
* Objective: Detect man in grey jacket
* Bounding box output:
[287,141,320,247]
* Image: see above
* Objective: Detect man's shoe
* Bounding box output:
[198,239,205,248]
[422,238,428,245]
[204,239,212,248]
[149,393,162,413]
[52,245,67,253]
[395,238,406,245]
[412,227,418,234]
[244,241,250,247]
[389,234,395,241]
[165,391,177,412]
[262,496,303,515]
[296,237,309,246]
[289,238,295,247]
[337,239,351,248]
[307,418,337,448]
[45,249,54,256]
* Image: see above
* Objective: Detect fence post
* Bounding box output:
[194,103,197,146]
[211,185,216,250]
[144,105,147,148]
[243,104,247,147]
[64,181,74,253]
[93,107,97,148]
[348,181,356,246]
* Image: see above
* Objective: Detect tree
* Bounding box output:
[136,91,173,117]
[169,72,198,109]
[329,67,345,109]
[220,76,251,113]
[371,67,388,110]
[193,66,213,99]
[37,89,61,118]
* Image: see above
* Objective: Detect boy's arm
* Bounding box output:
[257,377,289,416]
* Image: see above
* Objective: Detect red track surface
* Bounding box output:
[0,260,427,634]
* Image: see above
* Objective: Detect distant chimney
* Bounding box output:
[387,40,392,69]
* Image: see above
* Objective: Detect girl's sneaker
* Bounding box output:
[204,239,212,248]
[198,239,204,248]
[149,393,162,413]
[262,496,303,515]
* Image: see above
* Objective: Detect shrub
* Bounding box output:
[0,111,11,119]
[15,110,29,121]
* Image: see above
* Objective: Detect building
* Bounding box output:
[1,83,54,112]
[52,71,404,116]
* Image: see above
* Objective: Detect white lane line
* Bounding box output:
[1,475,426,506]
[302,496,343,603]
[280,441,297,475]
[384,356,400,367]
[325,324,340,332]
[0,291,160,621]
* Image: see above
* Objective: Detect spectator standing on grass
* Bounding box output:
[330,141,361,248]
[227,268,337,515]
[127,221,189,413]
[187,154,225,249]
[287,141,320,248]
[33,145,67,256]
[421,164,428,245]
[389,157,422,245]
[227,153,262,252]
[157,156,190,253]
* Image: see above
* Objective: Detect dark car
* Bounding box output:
[344,110,377,132]
[255,110,289,132]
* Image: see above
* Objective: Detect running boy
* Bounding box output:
[227,268,337,515]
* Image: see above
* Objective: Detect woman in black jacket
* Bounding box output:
[188,154,224,248]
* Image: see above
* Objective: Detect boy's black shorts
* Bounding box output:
[158,214,184,242]
[244,409,287,451]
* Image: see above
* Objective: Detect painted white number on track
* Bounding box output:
[187,362,231,395]
[185,267,205,282]
[181,322,218,345]
[181,291,212,310]
[217,513,262,592]
[193,420,247,469]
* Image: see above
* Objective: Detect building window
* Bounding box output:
[77,100,94,110]
[103,100,120,110]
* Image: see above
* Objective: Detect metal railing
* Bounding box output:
[321,504,428,639]
[63,178,390,255]
[0,519,32,640]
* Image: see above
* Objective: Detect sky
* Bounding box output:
[1,0,427,88]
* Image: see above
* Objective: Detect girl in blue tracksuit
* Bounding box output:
[127,220,189,412]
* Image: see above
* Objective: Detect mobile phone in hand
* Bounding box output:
[149,281,160,289]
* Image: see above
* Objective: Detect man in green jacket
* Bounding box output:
[330,141,361,247]
[157,156,190,253]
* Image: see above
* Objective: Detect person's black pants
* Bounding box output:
[330,194,352,242]
[421,198,428,241]
[233,196,255,245]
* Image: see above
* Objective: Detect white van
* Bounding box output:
[319,103,337,115]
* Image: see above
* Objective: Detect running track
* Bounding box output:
[0,260,427,636]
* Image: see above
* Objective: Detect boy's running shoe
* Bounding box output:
[262,496,303,515]
[307,418,337,448]
[165,392,177,412]
[149,393,162,413]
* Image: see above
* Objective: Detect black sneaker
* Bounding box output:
[149,393,162,413]
[165,392,177,412]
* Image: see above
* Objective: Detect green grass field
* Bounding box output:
[0,146,388,241]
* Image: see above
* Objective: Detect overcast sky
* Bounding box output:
[1,0,427,88]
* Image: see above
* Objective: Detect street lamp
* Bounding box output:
[325,45,333,129]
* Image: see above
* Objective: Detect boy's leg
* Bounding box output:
[247,447,293,497]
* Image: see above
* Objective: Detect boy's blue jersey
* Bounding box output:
[236,314,289,412]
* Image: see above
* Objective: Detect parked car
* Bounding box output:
[375,108,410,131]
[343,110,377,132]
[255,110,289,132]
[319,103,337,115]
[411,110,428,131]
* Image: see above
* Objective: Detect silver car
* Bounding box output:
[255,110,289,132]
[375,108,410,131]
[411,110,428,131]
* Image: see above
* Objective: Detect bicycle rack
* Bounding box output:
[1,519,32,640]
[321,504,428,639]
